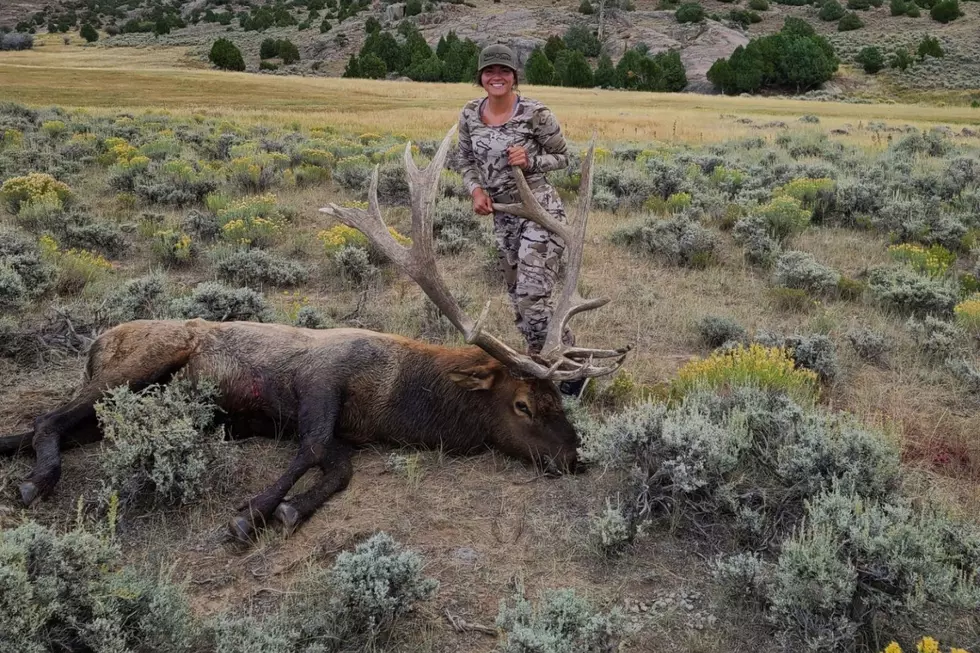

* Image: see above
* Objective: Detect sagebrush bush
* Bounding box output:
[107,274,170,322]
[906,315,961,358]
[63,222,128,258]
[496,584,627,653]
[773,250,841,296]
[846,327,889,364]
[434,196,487,254]
[589,497,634,557]
[294,305,331,329]
[0,521,199,652]
[756,332,840,383]
[215,248,308,287]
[868,266,958,317]
[697,315,748,348]
[170,282,271,322]
[0,228,56,302]
[95,379,235,508]
[333,244,378,285]
[732,216,782,267]
[213,533,437,651]
[611,216,718,267]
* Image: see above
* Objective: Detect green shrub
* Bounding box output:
[837,11,864,29]
[855,45,884,73]
[819,0,846,19]
[676,2,706,21]
[64,222,127,258]
[496,584,627,653]
[215,248,309,287]
[930,0,961,21]
[79,23,98,42]
[563,24,601,56]
[749,0,770,8]
[906,315,960,358]
[756,332,840,383]
[333,244,378,285]
[754,196,812,242]
[847,0,870,8]
[0,521,199,652]
[209,38,245,71]
[917,34,943,58]
[107,274,170,322]
[171,282,272,322]
[846,327,889,364]
[579,0,595,12]
[733,216,782,267]
[890,47,913,70]
[867,266,958,317]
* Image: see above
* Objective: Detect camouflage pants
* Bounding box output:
[492,185,574,354]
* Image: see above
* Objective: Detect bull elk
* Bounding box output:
[0,125,629,542]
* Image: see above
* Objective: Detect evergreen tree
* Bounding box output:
[359,52,387,78]
[593,53,616,87]
[364,16,381,33]
[278,39,300,64]
[544,34,566,62]
[404,30,432,66]
[525,46,556,84]
[80,23,98,42]
[659,50,687,91]
[342,53,360,77]
[560,50,594,87]
[818,0,846,20]
[855,45,884,73]
[260,38,278,59]
[563,24,601,56]
[209,38,246,71]
[436,30,458,59]
[406,53,444,81]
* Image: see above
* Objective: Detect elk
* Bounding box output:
[0,125,629,542]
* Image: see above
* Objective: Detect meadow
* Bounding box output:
[0,43,979,653]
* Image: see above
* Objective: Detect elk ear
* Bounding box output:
[447,363,498,391]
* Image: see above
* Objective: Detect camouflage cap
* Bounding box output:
[478,44,518,73]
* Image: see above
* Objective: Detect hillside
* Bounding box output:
[2,0,980,101]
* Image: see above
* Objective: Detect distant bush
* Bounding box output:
[917,35,944,58]
[215,248,308,287]
[930,0,962,21]
[837,12,864,29]
[107,274,170,322]
[773,251,841,295]
[855,45,885,73]
[209,38,246,71]
[868,266,958,317]
[676,2,706,22]
[611,216,719,268]
[0,32,33,50]
[563,24,601,56]
[80,23,98,42]
[846,327,890,364]
[906,315,960,359]
[0,521,199,652]
[819,0,846,19]
[697,315,748,348]
[259,37,301,64]
[171,282,271,322]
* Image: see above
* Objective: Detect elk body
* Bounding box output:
[0,126,629,541]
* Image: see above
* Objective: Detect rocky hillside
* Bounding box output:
[3,0,980,98]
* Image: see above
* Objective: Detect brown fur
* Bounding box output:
[5,318,579,541]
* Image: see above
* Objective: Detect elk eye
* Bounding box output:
[515,401,532,418]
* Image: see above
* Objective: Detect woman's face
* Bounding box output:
[481,65,516,98]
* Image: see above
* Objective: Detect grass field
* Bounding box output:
[1,41,979,653]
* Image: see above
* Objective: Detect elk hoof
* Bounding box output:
[228,516,255,542]
[19,481,40,507]
[274,502,300,533]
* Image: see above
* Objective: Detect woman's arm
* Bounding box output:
[457,110,484,196]
[528,107,569,174]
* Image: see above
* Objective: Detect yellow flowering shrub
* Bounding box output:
[887,243,955,278]
[774,177,835,207]
[377,143,419,162]
[98,137,142,165]
[317,223,410,255]
[39,234,113,293]
[41,120,67,138]
[1,128,24,148]
[672,343,820,404]
[666,191,692,213]
[227,153,290,191]
[359,132,381,144]
[216,194,283,247]
[0,173,73,213]
[880,637,970,653]
[754,195,812,241]
[954,293,980,335]
[151,229,195,265]
[299,148,335,168]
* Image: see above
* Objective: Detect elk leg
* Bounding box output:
[274,440,353,534]
[228,393,340,542]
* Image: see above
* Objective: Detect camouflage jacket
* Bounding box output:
[457,95,569,203]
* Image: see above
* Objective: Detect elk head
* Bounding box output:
[321,125,630,473]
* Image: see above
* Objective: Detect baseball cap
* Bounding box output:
[478,44,518,73]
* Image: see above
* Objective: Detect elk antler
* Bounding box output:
[320,125,629,381]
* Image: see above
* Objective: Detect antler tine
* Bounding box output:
[492,170,571,244]
[319,166,411,270]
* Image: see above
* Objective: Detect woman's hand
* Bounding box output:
[507,145,529,170]
[471,187,494,215]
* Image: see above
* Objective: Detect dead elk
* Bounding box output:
[0,126,630,542]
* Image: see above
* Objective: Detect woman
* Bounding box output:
[456,44,583,397]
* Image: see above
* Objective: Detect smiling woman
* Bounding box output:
[456,44,585,397]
